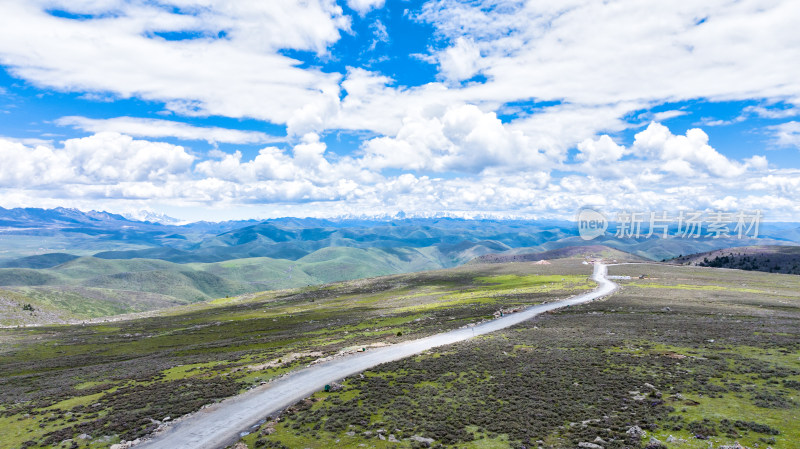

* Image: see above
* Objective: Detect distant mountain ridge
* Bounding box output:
[2,206,800,265]
[2,206,800,324]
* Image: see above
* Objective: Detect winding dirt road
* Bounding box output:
[136,263,617,449]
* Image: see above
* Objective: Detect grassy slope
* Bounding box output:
[475,244,648,264]
[0,260,593,449]
[671,245,800,274]
[0,247,459,324]
[241,264,800,449]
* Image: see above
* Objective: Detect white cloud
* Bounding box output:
[56,116,282,145]
[347,0,385,15]
[632,122,747,178]
[0,129,797,221]
[770,121,800,149]
[362,104,549,173]
[744,105,800,119]
[0,1,348,123]
[1,1,798,220]
[650,110,687,122]
[437,37,483,82]
[0,139,74,187]
[369,19,389,50]
[576,135,626,164]
[0,133,193,188]
[417,0,800,108]
[196,133,375,188]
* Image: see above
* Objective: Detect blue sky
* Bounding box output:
[0,0,799,222]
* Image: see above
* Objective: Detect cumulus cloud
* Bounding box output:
[437,37,483,83]
[0,127,797,221]
[632,122,747,178]
[56,116,283,145]
[362,104,549,173]
[347,0,385,15]
[0,133,193,188]
[571,122,770,183]
[1,1,798,220]
[576,135,626,165]
[770,121,800,149]
[196,133,376,195]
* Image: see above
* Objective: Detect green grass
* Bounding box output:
[0,260,591,449]
[238,263,800,449]
[0,247,473,323]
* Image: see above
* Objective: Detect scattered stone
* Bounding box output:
[388,434,400,443]
[362,430,373,437]
[643,383,657,391]
[578,442,603,449]
[410,435,435,446]
[109,440,139,449]
[378,434,386,440]
[345,431,355,436]
[645,436,666,448]
[719,443,746,449]
[77,434,91,440]
[594,437,607,444]
[626,426,646,439]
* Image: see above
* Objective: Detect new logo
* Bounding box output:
[577,208,608,241]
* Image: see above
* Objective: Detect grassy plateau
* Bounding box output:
[0,260,592,449]
[234,263,800,449]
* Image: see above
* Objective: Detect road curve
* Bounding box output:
[137,263,617,449]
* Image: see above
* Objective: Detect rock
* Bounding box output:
[362,430,373,437]
[578,443,603,449]
[345,431,355,436]
[388,434,400,443]
[644,383,657,391]
[410,435,435,446]
[378,434,386,440]
[231,443,248,449]
[594,437,607,444]
[77,434,91,440]
[626,426,646,439]
[719,444,746,449]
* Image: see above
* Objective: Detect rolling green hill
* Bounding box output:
[0,246,480,324]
